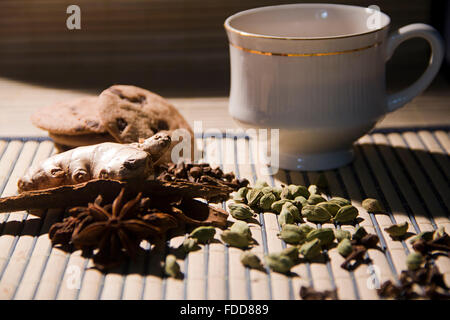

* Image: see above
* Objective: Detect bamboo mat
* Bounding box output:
[0,128,448,300]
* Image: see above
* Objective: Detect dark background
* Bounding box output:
[0,0,448,97]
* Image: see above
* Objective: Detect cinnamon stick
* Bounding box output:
[0,178,233,214]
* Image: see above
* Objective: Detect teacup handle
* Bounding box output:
[386,23,445,112]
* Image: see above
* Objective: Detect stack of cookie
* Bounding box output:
[32,85,194,164]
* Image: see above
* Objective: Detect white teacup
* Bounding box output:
[224,4,444,171]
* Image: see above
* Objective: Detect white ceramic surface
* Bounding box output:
[224,4,444,171]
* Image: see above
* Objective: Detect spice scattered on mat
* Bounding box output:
[299,286,338,300]
[378,227,450,300]
[157,162,249,190]
[49,184,229,270]
[2,161,449,300]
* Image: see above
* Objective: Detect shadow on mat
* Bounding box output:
[0,139,448,278]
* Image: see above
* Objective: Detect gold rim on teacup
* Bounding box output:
[228,41,382,57]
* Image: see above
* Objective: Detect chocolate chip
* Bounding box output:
[86,120,99,129]
[110,88,125,99]
[116,118,127,132]
[134,95,147,104]
[74,125,84,132]
[157,119,169,131]
[149,120,169,134]
[124,95,146,104]
[110,88,146,104]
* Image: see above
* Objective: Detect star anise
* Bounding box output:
[48,197,99,248]
[49,216,90,248]
[71,189,162,270]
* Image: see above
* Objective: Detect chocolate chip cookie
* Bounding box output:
[31,97,106,135]
[98,85,193,143]
[98,85,194,163]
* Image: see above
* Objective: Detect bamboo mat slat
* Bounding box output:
[0,129,448,300]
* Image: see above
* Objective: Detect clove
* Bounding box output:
[299,286,338,300]
[340,245,367,270]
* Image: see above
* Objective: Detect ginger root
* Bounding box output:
[18,133,171,192]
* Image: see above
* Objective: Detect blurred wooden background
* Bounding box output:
[0,0,448,97]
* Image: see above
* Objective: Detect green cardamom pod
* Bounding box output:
[362,198,384,213]
[278,224,305,244]
[181,238,200,253]
[288,184,310,199]
[308,184,319,195]
[384,222,409,237]
[293,196,308,207]
[265,253,294,273]
[246,188,264,207]
[189,226,216,243]
[406,252,424,271]
[278,208,295,226]
[281,246,299,262]
[272,187,283,200]
[334,229,352,242]
[261,186,274,194]
[410,231,434,244]
[281,224,304,233]
[221,230,251,248]
[254,180,269,189]
[329,197,351,207]
[271,199,292,213]
[281,202,301,222]
[290,200,304,211]
[333,205,359,223]
[278,230,303,244]
[317,201,341,216]
[228,203,253,220]
[337,238,353,257]
[307,194,327,205]
[233,187,248,203]
[259,192,277,211]
[240,251,262,269]
[352,226,368,241]
[230,221,252,240]
[280,187,292,200]
[299,224,315,235]
[164,254,180,278]
[302,205,332,223]
[299,239,322,260]
[306,228,335,246]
